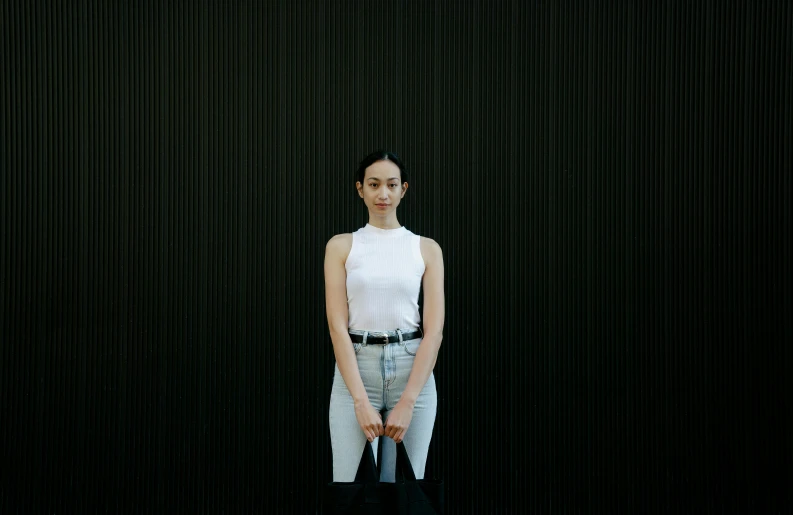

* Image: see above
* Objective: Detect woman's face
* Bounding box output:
[356,160,408,216]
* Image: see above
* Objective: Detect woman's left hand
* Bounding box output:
[384,400,414,443]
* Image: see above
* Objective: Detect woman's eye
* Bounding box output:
[388,184,397,188]
[369,183,378,188]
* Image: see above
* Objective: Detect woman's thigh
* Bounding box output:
[379,338,438,482]
[329,339,438,482]
[328,344,386,482]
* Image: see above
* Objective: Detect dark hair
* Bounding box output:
[355,150,408,184]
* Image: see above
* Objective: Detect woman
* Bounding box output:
[325,150,444,482]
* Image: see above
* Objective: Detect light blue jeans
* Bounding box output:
[329,335,437,482]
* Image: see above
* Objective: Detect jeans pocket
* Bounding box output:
[402,339,420,356]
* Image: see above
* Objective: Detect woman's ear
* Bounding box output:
[356,181,364,198]
[401,182,409,198]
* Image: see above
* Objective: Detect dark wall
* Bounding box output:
[2,1,791,513]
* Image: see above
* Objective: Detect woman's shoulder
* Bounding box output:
[325,233,353,258]
[419,236,443,263]
[419,236,442,250]
[326,233,353,248]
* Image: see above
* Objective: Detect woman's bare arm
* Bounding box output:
[385,237,444,443]
[325,234,384,442]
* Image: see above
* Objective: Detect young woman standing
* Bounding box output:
[325,150,444,482]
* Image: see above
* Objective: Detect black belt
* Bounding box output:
[349,329,423,345]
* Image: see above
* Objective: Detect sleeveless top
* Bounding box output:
[345,224,425,332]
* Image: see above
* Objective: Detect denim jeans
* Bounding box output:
[329,335,438,482]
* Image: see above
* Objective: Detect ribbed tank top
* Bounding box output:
[345,224,425,332]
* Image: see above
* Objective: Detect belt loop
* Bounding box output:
[362,331,368,346]
[396,328,403,346]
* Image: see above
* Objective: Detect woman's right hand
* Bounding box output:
[354,399,384,442]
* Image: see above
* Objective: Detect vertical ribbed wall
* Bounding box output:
[1,1,791,513]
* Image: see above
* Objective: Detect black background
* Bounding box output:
[1,1,791,513]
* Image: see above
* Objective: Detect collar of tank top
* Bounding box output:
[361,224,408,236]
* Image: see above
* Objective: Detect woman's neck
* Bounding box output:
[367,214,401,230]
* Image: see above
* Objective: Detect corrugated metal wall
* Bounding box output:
[2,1,791,513]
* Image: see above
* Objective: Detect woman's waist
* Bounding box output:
[347,310,420,333]
[348,326,422,344]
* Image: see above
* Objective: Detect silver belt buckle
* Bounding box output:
[369,331,389,345]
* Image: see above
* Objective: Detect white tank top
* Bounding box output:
[345,224,425,331]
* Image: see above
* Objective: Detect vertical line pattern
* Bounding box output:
[1,0,791,513]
